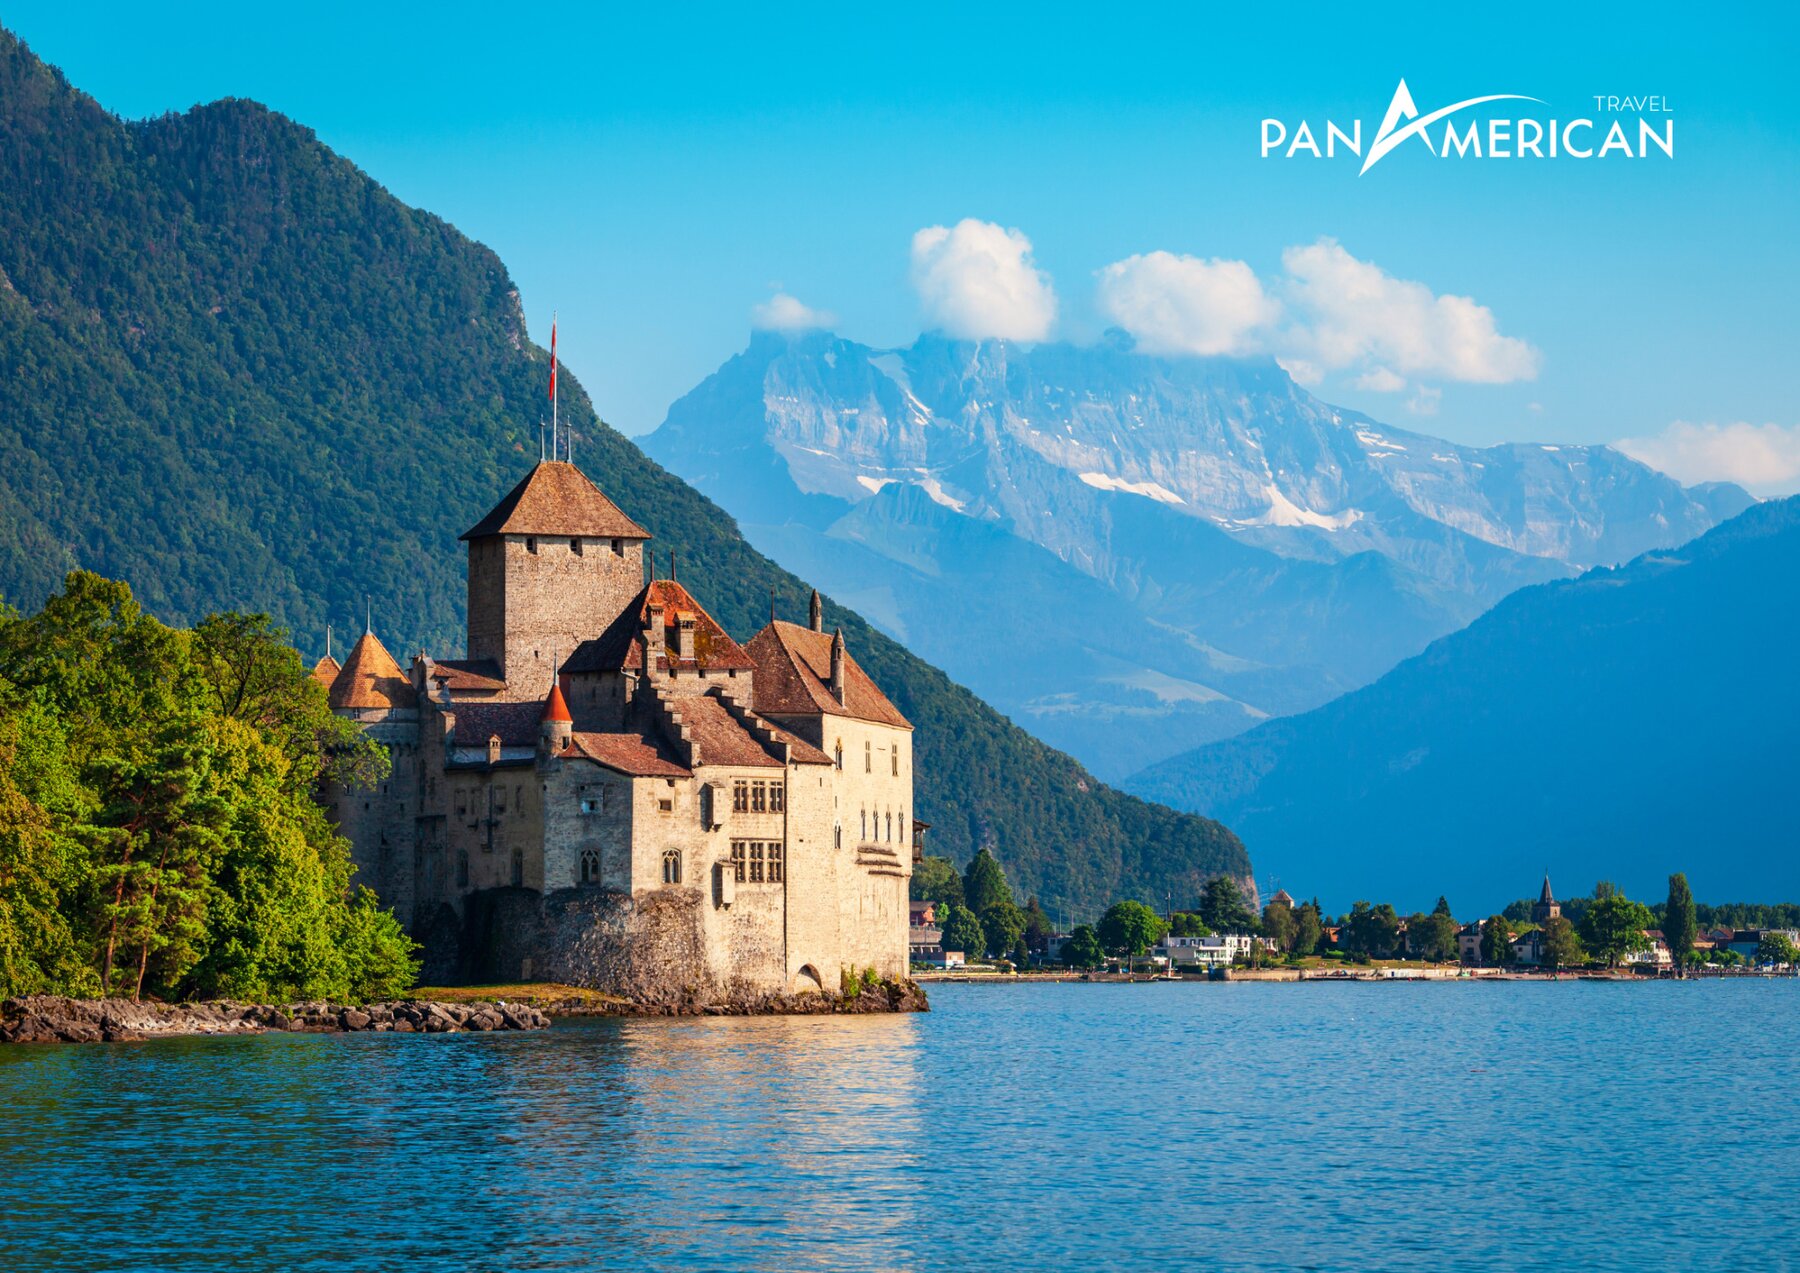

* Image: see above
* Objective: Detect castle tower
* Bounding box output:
[1532,874,1560,924]
[460,460,650,700]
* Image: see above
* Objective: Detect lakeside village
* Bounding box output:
[908,853,1800,980]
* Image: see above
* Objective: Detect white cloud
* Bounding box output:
[752,292,835,331]
[1094,251,1279,356]
[1406,385,1443,416]
[1354,366,1407,393]
[910,219,1056,341]
[1280,238,1540,384]
[1616,420,1800,495]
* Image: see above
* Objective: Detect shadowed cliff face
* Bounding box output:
[1126,496,1800,913]
[0,27,1249,918]
[645,329,1748,777]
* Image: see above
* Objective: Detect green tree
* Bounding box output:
[1540,915,1585,970]
[980,898,1026,960]
[0,573,417,1002]
[1581,892,1654,967]
[1061,924,1105,970]
[1021,896,1052,954]
[1199,875,1256,933]
[1345,901,1401,959]
[1169,911,1211,938]
[963,848,1012,916]
[910,855,964,910]
[1410,909,1459,963]
[1664,873,1697,971]
[1262,897,1297,953]
[1754,931,1799,965]
[1097,900,1169,964]
[1480,916,1515,965]
[1294,902,1323,957]
[938,904,985,960]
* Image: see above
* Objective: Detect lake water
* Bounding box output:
[4,980,1799,1271]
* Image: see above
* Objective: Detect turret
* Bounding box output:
[830,628,847,706]
[540,680,574,754]
[810,588,823,632]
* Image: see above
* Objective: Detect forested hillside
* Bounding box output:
[0,28,1247,916]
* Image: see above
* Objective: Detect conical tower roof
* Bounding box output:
[309,654,342,689]
[460,460,649,541]
[540,681,573,724]
[328,631,417,710]
[1539,874,1556,905]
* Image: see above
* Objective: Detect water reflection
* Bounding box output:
[5,984,1800,1271]
[0,1013,923,1272]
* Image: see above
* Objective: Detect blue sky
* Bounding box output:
[10,2,1798,487]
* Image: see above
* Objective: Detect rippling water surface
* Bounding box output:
[5,980,1800,1271]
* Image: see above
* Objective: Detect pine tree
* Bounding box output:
[963,848,1012,915]
[1664,873,1697,973]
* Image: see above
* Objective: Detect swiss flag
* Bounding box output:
[548,317,557,401]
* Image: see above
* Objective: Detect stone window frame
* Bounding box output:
[749,841,765,883]
[767,841,785,884]
[834,741,843,770]
[892,745,900,777]
[769,782,785,814]
[865,740,872,773]
[579,848,601,885]
[732,780,749,813]
[750,782,768,813]
[662,848,682,885]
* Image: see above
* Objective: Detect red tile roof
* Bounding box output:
[746,621,910,729]
[675,695,785,768]
[452,701,544,747]
[328,632,417,710]
[430,659,507,692]
[567,731,691,777]
[309,654,341,690]
[461,460,649,541]
[563,579,756,676]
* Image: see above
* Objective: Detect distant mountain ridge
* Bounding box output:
[0,26,1247,917]
[646,329,1748,778]
[1128,495,1800,912]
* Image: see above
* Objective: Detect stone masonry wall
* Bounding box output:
[468,534,644,700]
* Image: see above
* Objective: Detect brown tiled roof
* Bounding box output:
[675,695,784,768]
[563,579,756,676]
[567,731,691,778]
[452,701,543,747]
[328,633,418,710]
[309,654,341,690]
[461,460,649,541]
[431,659,506,692]
[746,621,910,729]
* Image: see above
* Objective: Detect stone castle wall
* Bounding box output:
[468,534,644,699]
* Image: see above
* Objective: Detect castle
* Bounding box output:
[311,459,917,998]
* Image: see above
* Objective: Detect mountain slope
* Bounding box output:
[0,28,1246,917]
[1127,497,1800,912]
[646,330,1747,777]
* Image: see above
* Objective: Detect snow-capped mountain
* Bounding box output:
[645,329,1749,779]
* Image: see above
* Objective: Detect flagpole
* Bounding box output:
[551,310,560,460]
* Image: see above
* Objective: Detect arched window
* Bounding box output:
[893,745,900,777]
[834,741,843,770]
[834,823,842,850]
[511,850,524,887]
[580,849,601,885]
[886,811,893,841]
[861,809,867,840]
[865,740,872,773]
[662,849,682,885]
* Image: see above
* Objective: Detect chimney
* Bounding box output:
[830,628,847,706]
[645,599,667,661]
[809,589,823,632]
[676,613,696,664]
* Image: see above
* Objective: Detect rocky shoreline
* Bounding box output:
[1,978,928,1044]
[0,996,551,1044]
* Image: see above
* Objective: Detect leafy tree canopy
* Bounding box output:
[1061,925,1105,970]
[910,855,963,910]
[1199,875,1256,934]
[0,572,416,1001]
[1097,900,1168,958]
[964,848,1013,916]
